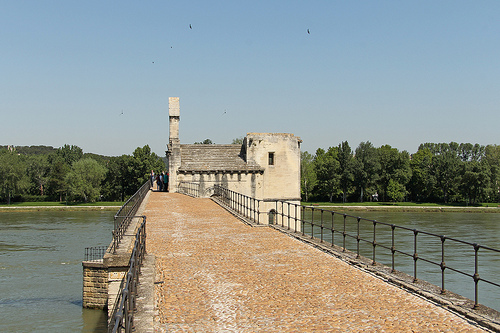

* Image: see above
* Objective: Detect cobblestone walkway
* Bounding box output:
[144,192,488,332]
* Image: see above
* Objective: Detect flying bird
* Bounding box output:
[189,24,192,29]
[307,29,310,34]
[120,110,124,116]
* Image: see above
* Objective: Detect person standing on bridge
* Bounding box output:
[163,171,169,192]
[150,170,155,189]
[156,173,162,191]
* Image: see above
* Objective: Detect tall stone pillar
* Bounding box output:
[166,97,181,192]
[169,97,180,144]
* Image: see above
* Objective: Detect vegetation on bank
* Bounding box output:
[302,201,500,207]
[0,144,164,204]
[0,201,123,207]
[301,201,500,213]
[3,139,500,209]
[302,141,500,206]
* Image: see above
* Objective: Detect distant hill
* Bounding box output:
[1,145,110,160]
[0,145,57,155]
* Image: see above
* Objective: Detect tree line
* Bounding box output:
[301,141,500,204]
[0,144,165,204]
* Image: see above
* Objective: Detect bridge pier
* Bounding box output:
[82,261,108,309]
[82,190,151,316]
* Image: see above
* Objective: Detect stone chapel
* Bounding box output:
[165,97,302,225]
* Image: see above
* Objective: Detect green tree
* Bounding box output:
[26,154,51,196]
[57,144,83,165]
[102,154,136,201]
[47,155,70,201]
[377,145,412,202]
[459,160,491,204]
[408,148,435,202]
[194,139,214,144]
[387,179,406,202]
[232,137,244,145]
[66,158,107,202]
[484,145,500,202]
[301,151,317,202]
[0,150,28,204]
[352,141,380,202]
[430,143,461,203]
[131,145,165,188]
[337,141,354,203]
[313,147,340,202]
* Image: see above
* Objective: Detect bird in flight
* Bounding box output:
[307,29,310,34]
[189,24,192,29]
[120,110,124,116]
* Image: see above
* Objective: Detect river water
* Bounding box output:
[0,210,113,333]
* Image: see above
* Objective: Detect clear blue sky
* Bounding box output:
[2,1,499,156]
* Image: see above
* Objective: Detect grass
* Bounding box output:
[301,201,500,207]
[0,201,124,207]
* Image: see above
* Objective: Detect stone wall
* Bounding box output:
[82,261,108,310]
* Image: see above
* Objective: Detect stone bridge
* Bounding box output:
[127,191,498,332]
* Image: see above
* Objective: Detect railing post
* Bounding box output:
[342,214,347,252]
[391,224,396,272]
[257,200,260,225]
[413,229,419,283]
[473,243,480,309]
[440,235,446,294]
[293,204,298,232]
[331,212,335,247]
[287,202,291,230]
[311,208,315,239]
[301,206,305,236]
[320,209,324,243]
[356,217,361,259]
[372,221,377,265]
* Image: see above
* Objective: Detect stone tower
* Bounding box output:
[167,97,181,192]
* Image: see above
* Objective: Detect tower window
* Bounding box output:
[268,152,275,165]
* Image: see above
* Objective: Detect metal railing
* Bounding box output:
[109,215,147,333]
[84,246,108,262]
[111,181,150,253]
[213,185,261,224]
[276,202,500,309]
[211,185,500,309]
[178,181,201,197]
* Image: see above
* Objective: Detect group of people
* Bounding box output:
[150,170,169,192]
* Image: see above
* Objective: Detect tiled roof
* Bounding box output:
[178,144,263,172]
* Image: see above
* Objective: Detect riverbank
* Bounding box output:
[309,205,500,213]
[0,205,121,212]
[2,203,499,213]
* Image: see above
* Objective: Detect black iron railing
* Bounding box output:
[275,202,500,309]
[84,246,108,262]
[111,181,150,253]
[178,181,201,197]
[211,185,500,310]
[213,185,261,224]
[108,215,147,333]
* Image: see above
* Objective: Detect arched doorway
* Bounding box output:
[268,209,277,225]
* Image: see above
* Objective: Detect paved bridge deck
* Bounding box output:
[141,192,488,332]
